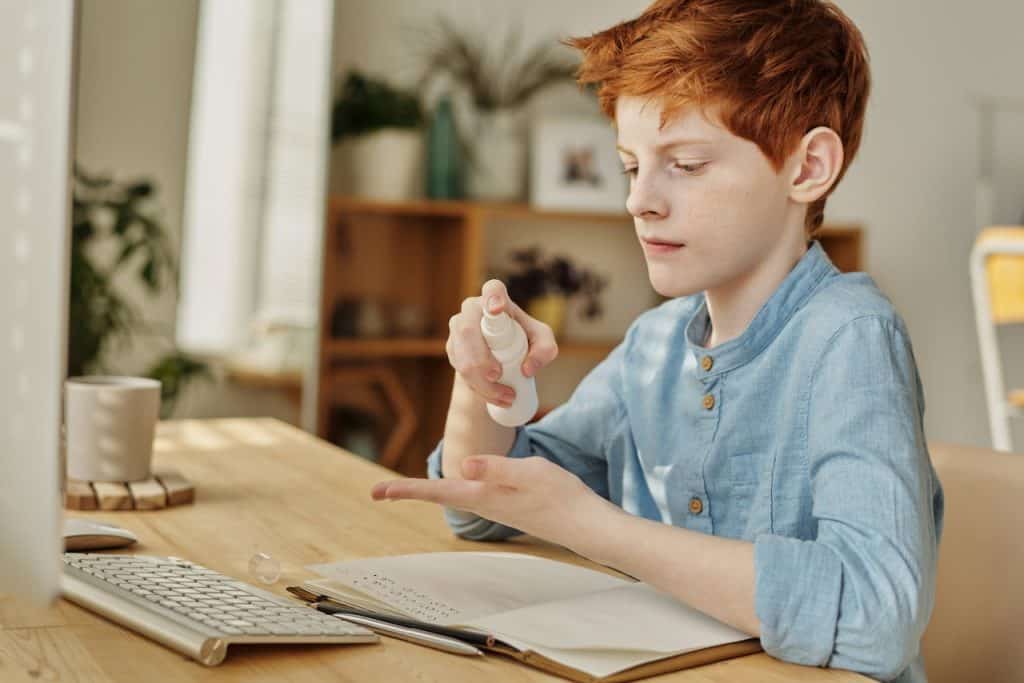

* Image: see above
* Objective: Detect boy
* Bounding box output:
[371,1,943,681]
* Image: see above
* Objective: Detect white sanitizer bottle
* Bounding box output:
[480,309,539,427]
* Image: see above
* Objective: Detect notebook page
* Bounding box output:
[305,552,629,625]
[464,582,752,678]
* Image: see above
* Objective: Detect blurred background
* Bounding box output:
[71,0,1024,475]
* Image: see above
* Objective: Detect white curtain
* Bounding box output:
[177,0,333,352]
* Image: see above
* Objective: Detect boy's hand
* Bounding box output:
[370,455,616,546]
[446,279,559,409]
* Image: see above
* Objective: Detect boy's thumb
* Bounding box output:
[486,294,504,314]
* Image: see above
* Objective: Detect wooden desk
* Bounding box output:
[0,419,868,682]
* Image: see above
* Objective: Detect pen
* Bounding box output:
[313,601,491,646]
[315,604,484,656]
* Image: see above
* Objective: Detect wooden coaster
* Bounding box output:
[64,468,195,511]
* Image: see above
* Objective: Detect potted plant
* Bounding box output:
[70,165,210,418]
[331,71,425,201]
[496,246,608,338]
[415,19,581,201]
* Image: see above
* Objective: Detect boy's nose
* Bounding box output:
[625,175,668,219]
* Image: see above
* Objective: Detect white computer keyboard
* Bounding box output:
[62,552,378,665]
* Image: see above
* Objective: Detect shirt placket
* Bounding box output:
[673,348,719,534]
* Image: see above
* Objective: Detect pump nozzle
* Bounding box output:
[481,307,511,337]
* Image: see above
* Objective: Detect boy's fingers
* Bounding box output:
[465,379,515,406]
[526,337,559,369]
[453,298,500,375]
[460,295,485,321]
[371,477,484,509]
[480,279,509,315]
[513,313,558,376]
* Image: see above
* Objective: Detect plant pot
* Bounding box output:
[332,128,424,201]
[466,107,526,201]
[526,294,568,339]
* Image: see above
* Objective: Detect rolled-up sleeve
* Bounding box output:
[426,336,630,541]
[754,316,943,681]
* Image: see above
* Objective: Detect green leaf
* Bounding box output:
[115,240,142,267]
[69,163,187,380]
[140,258,157,291]
[145,351,213,419]
[73,164,113,189]
[332,70,424,143]
[128,181,153,198]
[413,18,579,111]
[112,205,132,236]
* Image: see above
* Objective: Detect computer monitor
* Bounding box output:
[0,0,77,604]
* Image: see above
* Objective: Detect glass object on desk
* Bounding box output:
[249,549,282,585]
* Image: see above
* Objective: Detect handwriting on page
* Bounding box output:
[350,571,459,623]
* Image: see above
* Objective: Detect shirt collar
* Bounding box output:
[684,240,838,376]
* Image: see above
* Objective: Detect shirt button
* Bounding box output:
[701,355,714,371]
[702,394,715,410]
[689,497,704,515]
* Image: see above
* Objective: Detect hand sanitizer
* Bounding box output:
[480,309,539,427]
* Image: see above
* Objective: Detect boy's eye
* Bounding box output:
[675,161,709,174]
[620,162,708,177]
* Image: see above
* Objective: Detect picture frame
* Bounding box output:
[529,117,628,214]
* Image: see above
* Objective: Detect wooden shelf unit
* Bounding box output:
[316,195,864,476]
[325,337,448,358]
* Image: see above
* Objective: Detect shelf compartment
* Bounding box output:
[325,338,447,358]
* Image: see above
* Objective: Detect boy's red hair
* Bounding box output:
[566,0,871,235]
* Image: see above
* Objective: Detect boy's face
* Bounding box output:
[615,96,804,299]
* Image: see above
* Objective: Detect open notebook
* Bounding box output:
[303,552,760,682]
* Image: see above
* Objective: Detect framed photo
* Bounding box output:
[529,117,628,214]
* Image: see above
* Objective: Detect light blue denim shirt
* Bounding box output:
[426,241,944,683]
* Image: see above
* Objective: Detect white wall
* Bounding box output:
[831,1,1024,448]
[332,0,1024,449]
[75,0,297,423]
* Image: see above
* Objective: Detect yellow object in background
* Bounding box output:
[526,294,568,339]
[980,227,1024,324]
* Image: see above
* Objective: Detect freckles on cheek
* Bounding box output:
[685,185,736,227]
[711,175,770,230]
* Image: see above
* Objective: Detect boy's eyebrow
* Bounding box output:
[616,137,713,155]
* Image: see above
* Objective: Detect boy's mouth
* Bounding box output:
[641,236,685,254]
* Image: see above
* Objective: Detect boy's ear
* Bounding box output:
[788,126,844,204]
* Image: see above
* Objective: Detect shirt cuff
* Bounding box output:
[754,533,843,667]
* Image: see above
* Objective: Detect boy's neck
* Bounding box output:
[703,235,809,349]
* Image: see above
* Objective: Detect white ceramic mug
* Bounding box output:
[65,376,161,482]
